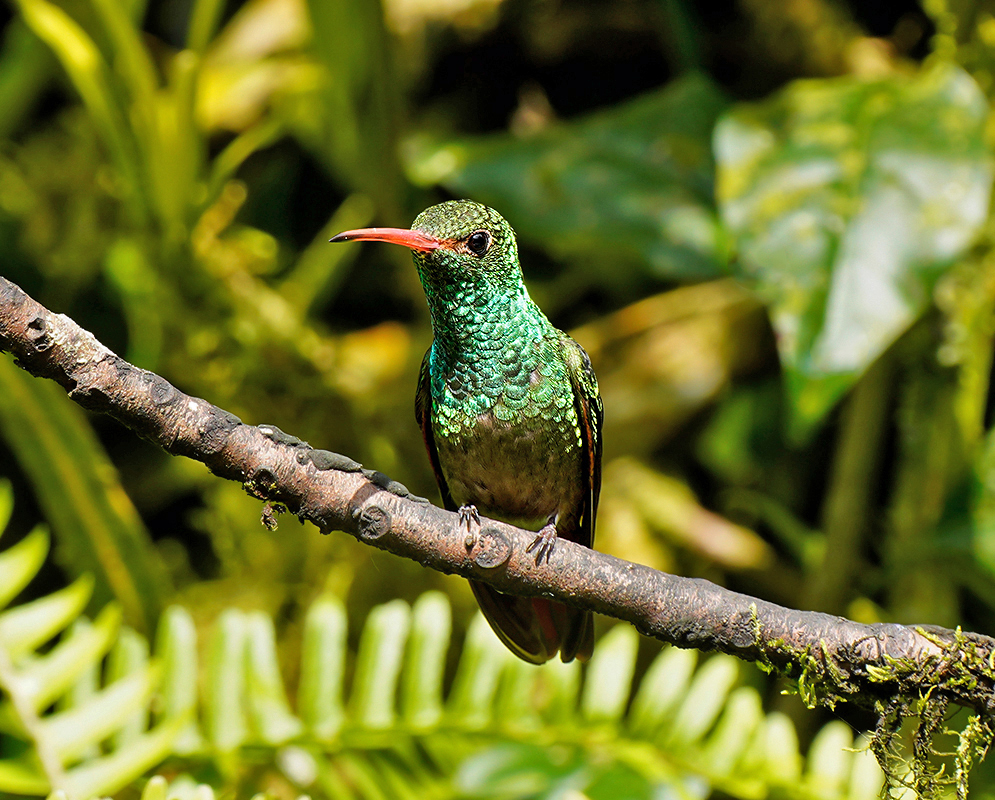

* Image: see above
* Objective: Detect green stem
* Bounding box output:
[886,336,962,625]
[186,0,226,54]
[804,352,894,614]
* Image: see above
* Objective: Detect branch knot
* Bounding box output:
[357,505,391,540]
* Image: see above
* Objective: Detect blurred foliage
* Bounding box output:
[716,62,992,439]
[408,73,730,286]
[1,0,995,796]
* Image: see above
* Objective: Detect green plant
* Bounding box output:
[4,0,995,797]
[0,480,883,799]
[0,480,183,797]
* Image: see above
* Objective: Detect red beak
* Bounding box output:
[329,227,443,252]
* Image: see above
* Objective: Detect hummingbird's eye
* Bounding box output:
[465,230,491,256]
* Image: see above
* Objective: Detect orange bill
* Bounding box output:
[329,227,443,252]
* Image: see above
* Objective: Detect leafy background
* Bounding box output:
[0,0,994,797]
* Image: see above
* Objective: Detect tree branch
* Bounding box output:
[2,274,994,722]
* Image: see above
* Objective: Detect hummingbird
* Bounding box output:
[331,200,602,663]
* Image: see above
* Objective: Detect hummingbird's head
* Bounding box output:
[330,200,522,293]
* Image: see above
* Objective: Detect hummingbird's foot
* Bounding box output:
[526,522,558,565]
[458,505,481,548]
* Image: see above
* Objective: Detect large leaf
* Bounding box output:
[408,73,729,282]
[715,63,992,438]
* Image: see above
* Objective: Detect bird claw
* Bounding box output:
[526,523,558,565]
[458,505,481,548]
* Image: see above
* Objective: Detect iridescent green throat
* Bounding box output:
[419,270,550,395]
[416,271,573,435]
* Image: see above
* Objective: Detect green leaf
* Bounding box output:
[278,193,374,316]
[583,762,658,800]
[0,754,48,794]
[581,624,638,723]
[41,664,160,763]
[107,626,151,749]
[493,658,541,729]
[0,479,12,539]
[0,487,891,799]
[298,597,347,741]
[24,603,121,712]
[186,0,226,53]
[0,575,93,660]
[848,735,885,800]
[89,0,158,106]
[363,752,422,800]
[141,774,168,800]
[206,118,284,205]
[628,645,698,736]
[13,0,144,208]
[206,609,249,753]
[446,614,511,729]
[762,712,802,784]
[349,599,410,730]
[302,0,403,209]
[144,775,217,800]
[804,721,853,796]
[58,619,100,762]
[665,654,739,746]
[0,20,55,141]
[60,717,184,800]
[702,686,763,776]
[401,591,450,729]
[155,606,202,754]
[244,611,303,744]
[538,658,580,724]
[455,742,581,798]
[715,63,993,438]
[0,519,889,800]
[410,73,729,282]
[0,525,49,610]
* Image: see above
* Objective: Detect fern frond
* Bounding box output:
[0,480,182,798]
[0,479,886,800]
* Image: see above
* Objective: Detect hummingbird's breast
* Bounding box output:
[430,331,585,531]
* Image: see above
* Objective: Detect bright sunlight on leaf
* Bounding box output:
[715,63,993,439]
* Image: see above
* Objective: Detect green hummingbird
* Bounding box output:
[331,200,602,663]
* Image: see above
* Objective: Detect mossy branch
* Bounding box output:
[2,274,995,735]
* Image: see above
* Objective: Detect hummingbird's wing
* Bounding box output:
[415,348,456,510]
[559,333,603,549]
[556,333,603,662]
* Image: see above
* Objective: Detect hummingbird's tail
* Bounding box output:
[470,580,593,664]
